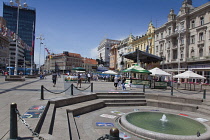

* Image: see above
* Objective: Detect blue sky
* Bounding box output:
[0,0,209,66]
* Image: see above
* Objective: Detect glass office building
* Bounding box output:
[3,2,36,67]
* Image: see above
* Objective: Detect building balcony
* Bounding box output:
[197,40,204,45]
[187,56,210,62]
[172,45,178,49]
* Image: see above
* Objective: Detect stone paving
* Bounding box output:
[0,75,210,140]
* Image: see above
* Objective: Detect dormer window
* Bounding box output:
[200,16,204,26]
[191,20,195,28]
[180,22,184,29]
[161,32,163,39]
[168,28,171,35]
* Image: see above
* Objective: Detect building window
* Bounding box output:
[199,48,203,57]
[199,32,204,41]
[167,51,170,61]
[191,48,194,57]
[156,46,158,52]
[173,50,177,59]
[191,35,195,44]
[168,28,171,35]
[168,41,171,48]
[181,37,184,45]
[200,17,204,26]
[160,44,163,51]
[156,34,159,40]
[191,20,195,28]
[161,32,163,39]
[181,53,183,59]
[180,22,184,29]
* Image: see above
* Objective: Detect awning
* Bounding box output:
[123,50,162,63]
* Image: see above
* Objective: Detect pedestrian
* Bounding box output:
[52,72,57,87]
[122,77,126,90]
[77,73,82,88]
[118,77,121,88]
[114,76,118,90]
[87,73,91,83]
[129,76,133,90]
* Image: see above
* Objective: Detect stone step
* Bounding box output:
[202,100,210,106]
[96,92,145,95]
[145,94,203,105]
[147,99,198,112]
[97,95,145,99]
[102,99,146,103]
[198,104,210,111]
[51,108,69,139]
[36,103,56,134]
[196,108,210,116]
[66,99,105,116]
[105,102,147,106]
[67,112,80,140]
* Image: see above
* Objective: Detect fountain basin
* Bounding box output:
[120,112,210,140]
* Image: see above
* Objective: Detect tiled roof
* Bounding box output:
[83,58,98,65]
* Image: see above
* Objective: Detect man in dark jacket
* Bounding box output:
[52,72,57,87]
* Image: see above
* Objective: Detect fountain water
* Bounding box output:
[120,112,210,140]
[160,114,168,122]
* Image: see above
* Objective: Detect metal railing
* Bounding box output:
[9,103,45,140]
[40,83,93,100]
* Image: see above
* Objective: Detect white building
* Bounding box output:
[98,39,120,67]
[155,0,210,82]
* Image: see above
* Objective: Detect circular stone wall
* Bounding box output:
[120,112,210,140]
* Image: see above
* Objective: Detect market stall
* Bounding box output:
[122,64,151,87]
[173,70,206,90]
[149,67,171,89]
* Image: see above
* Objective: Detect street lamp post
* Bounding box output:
[10,0,27,75]
[175,28,185,83]
[36,35,44,74]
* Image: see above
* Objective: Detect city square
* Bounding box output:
[1,0,210,140]
[0,75,210,140]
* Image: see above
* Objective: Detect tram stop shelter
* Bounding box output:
[123,49,163,63]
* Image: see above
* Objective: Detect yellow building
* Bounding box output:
[130,22,155,54]
[124,22,159,69]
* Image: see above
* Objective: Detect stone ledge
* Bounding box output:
[5,75,25,81]
[25,75,37,78]
[147,99,198,112]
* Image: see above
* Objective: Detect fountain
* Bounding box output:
[160,114,168,122]
[119,112,210,140]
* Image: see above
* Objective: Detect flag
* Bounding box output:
[45,48,50,54]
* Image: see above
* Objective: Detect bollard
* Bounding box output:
[9,103,18,140]
[71,84,73,96]
[203,89,206,99]
[171,86,173,96]
[91,83,93,92]
[143,85,145,93]
[41,85,44,100]
[109,128,120,140]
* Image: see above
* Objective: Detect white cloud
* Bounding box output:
[90,47,98,59]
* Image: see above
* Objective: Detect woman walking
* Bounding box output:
[114,76,118,90]
[121,77,126,90]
